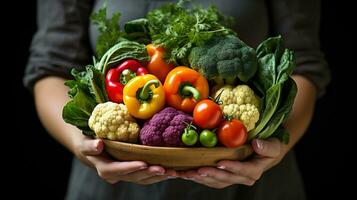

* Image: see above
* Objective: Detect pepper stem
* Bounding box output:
[181,85,200,100]
[120,69,136,85]
[139,80,160,101]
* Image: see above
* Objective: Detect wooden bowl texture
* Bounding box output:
[103,140,253,170]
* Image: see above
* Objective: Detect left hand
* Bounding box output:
[178,138,286,189]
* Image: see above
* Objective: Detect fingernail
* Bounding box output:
[200,173,208,177]
[217,165,226,170]
[139,166,147,170]
[256,139,263,150]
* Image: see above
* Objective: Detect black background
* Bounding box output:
[7,0,354,199]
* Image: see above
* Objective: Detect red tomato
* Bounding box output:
[217,119,248,148]
[193,99,223,129]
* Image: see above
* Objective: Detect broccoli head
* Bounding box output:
[139,107,193,147]
[188,35,258,84]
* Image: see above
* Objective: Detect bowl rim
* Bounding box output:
[103,139,252,151]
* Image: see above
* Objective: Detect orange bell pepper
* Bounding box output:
[164,66,209,113]
[146,44,174,83]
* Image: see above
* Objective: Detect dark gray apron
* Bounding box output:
[65,151,305,200]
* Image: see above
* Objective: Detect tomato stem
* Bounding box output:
[224,114,234,121]
[183,121,197,130]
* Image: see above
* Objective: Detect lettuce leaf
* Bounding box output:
[62,66,107,136]
[249,36,297,143]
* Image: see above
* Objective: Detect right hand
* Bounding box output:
[73,135,177,184]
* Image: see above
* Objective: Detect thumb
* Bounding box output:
[252,138,281,158]
[79,138,104,156]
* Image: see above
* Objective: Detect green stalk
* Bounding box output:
[120,69,136,85]
[181,85,200,100]
[139,80,160,101]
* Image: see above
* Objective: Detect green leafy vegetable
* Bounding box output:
[95,40,150,74]
[70,66,108,103]
[272,127,290,144]
[90,3,123,58]
[63,77,95,135]
[124,18,151,44]
[251,84,282,135]
[91,4,152,58]
[258,78,297,143]
[62,66,108,135]
[147,0,234,63]
[62,92,96,136]
[249,36,297,143]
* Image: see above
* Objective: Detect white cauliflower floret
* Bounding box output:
[215,85,260,108]
[214,84,261,131]
[88,102,140,142]
[223,104,260,131]
[232,85,260,108]
[215,85,236,106]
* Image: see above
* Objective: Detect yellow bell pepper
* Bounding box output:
[123,74,165,119]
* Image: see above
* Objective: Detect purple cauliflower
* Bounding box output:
[139,107,193,147]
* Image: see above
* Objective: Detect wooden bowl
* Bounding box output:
[103,140,253,170]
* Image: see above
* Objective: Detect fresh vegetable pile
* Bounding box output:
[62,0,297,149]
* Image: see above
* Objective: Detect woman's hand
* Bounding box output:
[34,77,177,185]
[73,135,177,185]
[177,75,317,189]
[178,138,286,189]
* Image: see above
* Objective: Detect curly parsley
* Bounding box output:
[147,0,235,63]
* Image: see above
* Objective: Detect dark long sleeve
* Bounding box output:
[268,0,330,97]
[23,0,93,91]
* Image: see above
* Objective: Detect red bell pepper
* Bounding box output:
[105,60,148,103]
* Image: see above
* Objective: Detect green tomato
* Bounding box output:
[199,129,217,148]
[182,130,198,146]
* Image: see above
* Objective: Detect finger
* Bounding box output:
[191,173,231,189]
[137,168,179,185]
[176,170,198,181]
[217,160,265,181]
[197,167,255,186]
[164,169,178,177]
[138,175,169,185]
[191,176,222,188]
[138,169,178,185]
[79,138,104,156]
[217,160,253,176]
[121,165,166,182]
[177,170,232,188]
[87,156,147,179]
[249,156,276,172]
[252,138,281,158]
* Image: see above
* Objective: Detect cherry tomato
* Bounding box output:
[182,129,198,146]
[199,129,218,148]
[193,99,223,129]
[217,119,248,148]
